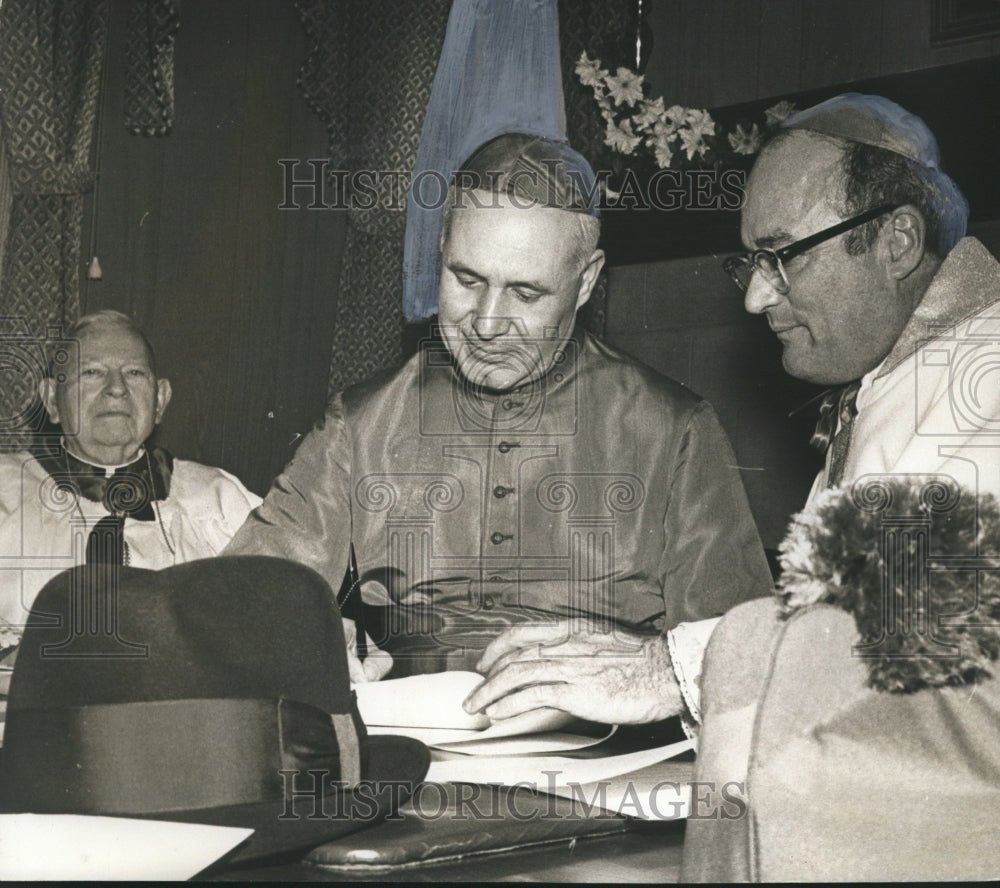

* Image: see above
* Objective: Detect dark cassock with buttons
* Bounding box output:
[227,325,772,674]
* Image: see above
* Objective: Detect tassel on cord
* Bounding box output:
[85,3,113,293]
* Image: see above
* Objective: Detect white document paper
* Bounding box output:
[0,814,253,881]
[432,722,616,754]
[355,671,490,730]
[545,756,696,820]
[368,708,615,753]
[358,671,616,754]
[425,737,694,790]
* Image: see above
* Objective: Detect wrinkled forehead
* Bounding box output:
[446,195,582,245]
[70,324,156,372]
[741,132,847,245]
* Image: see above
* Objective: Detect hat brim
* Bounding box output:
[139,734,430,869]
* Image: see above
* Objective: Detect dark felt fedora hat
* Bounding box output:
[0,555,430,866]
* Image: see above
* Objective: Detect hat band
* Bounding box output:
[0,697,359,815]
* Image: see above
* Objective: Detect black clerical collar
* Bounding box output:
[35,441,174,520]
[63,442,147,476]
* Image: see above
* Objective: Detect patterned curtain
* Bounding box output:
[0,0,110,446]
[123,0,180,136]
[0,120,13,301]
[296,0,632,391]
[559,0,633,167]
[561,0,633,338]
[297,0,452,395]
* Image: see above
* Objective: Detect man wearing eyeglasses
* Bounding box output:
[675,94,1000,880]
[470,93,1000,736]
[721,92,983,497]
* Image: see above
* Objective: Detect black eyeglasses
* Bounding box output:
[722,203,900,294]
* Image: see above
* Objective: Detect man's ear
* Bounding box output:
[38,378,59,425]
[154,378,172,425]
[883,206,926,280]
[575,248,606,311]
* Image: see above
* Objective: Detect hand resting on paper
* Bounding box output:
[354,672,616,755]
[462,621,684,725]
[343,617,393,683]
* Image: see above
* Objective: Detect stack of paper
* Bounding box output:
[354,671,695,820]
[357,671,616,754]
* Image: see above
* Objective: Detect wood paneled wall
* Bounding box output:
[642,0,1000,109]
[604,256,825,550]
[81,0,346,495]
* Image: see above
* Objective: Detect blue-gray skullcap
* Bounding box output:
[781,93,941,168]
[454,133,600,217]
[781,92,968,254]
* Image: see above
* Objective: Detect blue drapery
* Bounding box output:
[401,0,566,321]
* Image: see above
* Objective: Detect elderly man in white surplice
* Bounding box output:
[0,310,260,654]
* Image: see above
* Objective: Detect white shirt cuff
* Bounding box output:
[666,617,721,732]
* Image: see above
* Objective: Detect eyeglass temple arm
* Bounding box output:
[776,203,899,262]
